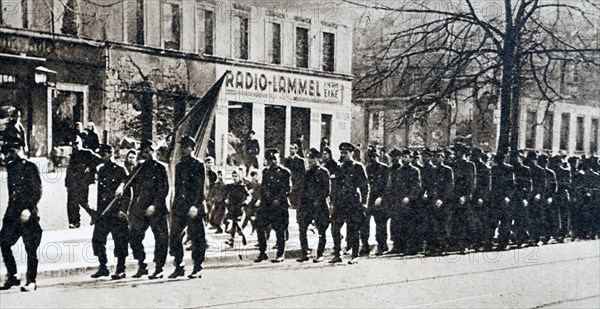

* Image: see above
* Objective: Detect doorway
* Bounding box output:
[291,107,310,154]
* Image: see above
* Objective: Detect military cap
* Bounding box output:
[139,139,156,151]
[265,148,280,160]
[389,148,402,158]
[179,135,196,148]
[339,142,355,152]
[454,142,469,154]
[412,150,421,157]
[401,149,412,156]
[322,146,332,156]
[421,148,432,157]
[1,140,21,153]
[435,149,446,157]
[471,147,484,159]
[307,148,321,159]
[97,144,113,154]
[538,153,549,163]
[366,148,379,158]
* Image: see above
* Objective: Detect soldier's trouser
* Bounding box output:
[449,204,469,250]
[255,206,288,257]
[389,205,408,251]
[428,206,448,252]
[469,204,486,247]
[371,207,389,251]
[331,206,363,258]
[360,206,371,250]
[66,186,89,225]
[497,204,513,248]
[527,199,544,241]
[130,214,169,268]
[92,216,129,271]
[170,213,206,269]
[297,205,329,257]
[544,201,560,239]
[0,218,42,283]
[210,202,226,228]
[556,193,570,239]
[406,204,424,253]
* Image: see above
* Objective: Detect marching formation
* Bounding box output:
[1,132,599,292]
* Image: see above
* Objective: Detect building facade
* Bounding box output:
[0,0,353,166]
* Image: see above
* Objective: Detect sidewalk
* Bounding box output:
[0,209,380,279]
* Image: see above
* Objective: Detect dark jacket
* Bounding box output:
[491,162,515,202]
[245,139,260,156]
[260,164,292,208]
[366,161,389,202]
[173,156,205,215]
[65,149,102,188]
[283,155,307,190]
[473,160,491,203]
[4,158,42,224]
[302,164,330,205]
[513,163,532,200]
[431,164,453,203]
[130,159,169,218]
[97,160,131,216]
[337,160,369,207]
[453,158,476,201]
[84,131,100,152]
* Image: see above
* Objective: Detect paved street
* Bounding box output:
[1,239,598,308]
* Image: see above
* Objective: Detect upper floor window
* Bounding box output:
[267,22,281,64]
[543,112,553,150]
[322,32,335,72]
[560,113,570,151]
[162,1,182,50]
[125,0,145,45]
[296,27,309,68]
[196,8,214,55]
[525,110,537,149]
[591,118,599,154]
[576,116,585,151]
[233,15,249,60]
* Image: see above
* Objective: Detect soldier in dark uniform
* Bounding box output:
[128,140,170,279]
[429,150,453,254]
[386,148,402,253]
[224,170,250,247]
[492,152,515,250]
[0,140,43,292]
[65,135,102,228]
[550,156,571,242]
[90,144,131,280]
[297,148,331,263]
[168,136,206,279]
[209,171,227,233]
[283,143,307,209]
[245,131,260,174]
[470,148,491,250]
[242,170,260,232]
[539,154,558,243]
[254,148,291,263]
[450,143,476,252]
[365,148,389,256]
[321,146,340,210]
[419,148,436,253]
[525,151,545,246]
[329,143,369,264]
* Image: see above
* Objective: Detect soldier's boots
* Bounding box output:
[347,256,359,265]
[188,266,202,279]
[313,256,325,263]
[328,256,343,264]
[254,253,268,263]
[168,266,185,279]
[271,255,285,263]
[20,281,37,292]
[91,266,110,278]
[0,275,21,290]
[149,268,164,280]
[359,247,371,256]
[111,272,126,280]
[132,263,148,278]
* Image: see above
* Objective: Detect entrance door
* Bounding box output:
[51,89,84,148]
[264,105,286,157]
[321,114,332,148]
[291,107,310,154]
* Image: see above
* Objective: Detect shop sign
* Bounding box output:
[0,74,16,84]
[223,68,342,104]
[0,35,53,57]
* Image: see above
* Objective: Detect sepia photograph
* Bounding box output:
[0,0,599,308]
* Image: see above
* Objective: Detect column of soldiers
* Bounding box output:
[2,133,599,290]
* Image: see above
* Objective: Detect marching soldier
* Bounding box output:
[90,144,131,280]
[254,148,291,263]
[539,154,558,243]
[209,171,227,234]
[168,136,206,279]
[386,148,402,253]
[0,140,43,292]
[429,150,453,254]
[297,148,331,263]
[525,151,545,246]
[128,140,170,279]
[329,142,369,264]
[492,152,515,250]
[224,170,250,247]
[65,135,102,228]
[242,170,261,232]
[550,156,571,242]
[512,152,532,247]
[365,148,389,255]
[471,148,491,250]
[450,143,475,252]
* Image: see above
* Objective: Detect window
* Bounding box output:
[233,15,249,59]
[136,0,145,45]
[267,22,281,64]
[591,118,599,154]
[371,112,380,130]
[162,2,182,50]
[576,116,584,151]
[525,111,537,149]
[322,32,335,72]
[21,0,28,28]
[543,112,553,150]
[560,113,570,151]
[196,9,214,55]
[296,27,309,68]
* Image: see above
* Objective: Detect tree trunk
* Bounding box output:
[510,53,523,153]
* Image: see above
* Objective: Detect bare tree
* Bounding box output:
[349,0,600,153]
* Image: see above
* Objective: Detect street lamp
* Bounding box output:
[34,66,57,86]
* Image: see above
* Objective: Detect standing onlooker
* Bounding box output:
[293,134,305,158]
[245,130,260,174]
[124,149,138,175]
[84,122,100,152]
[65,135,102,228]
[283,144,307,210]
